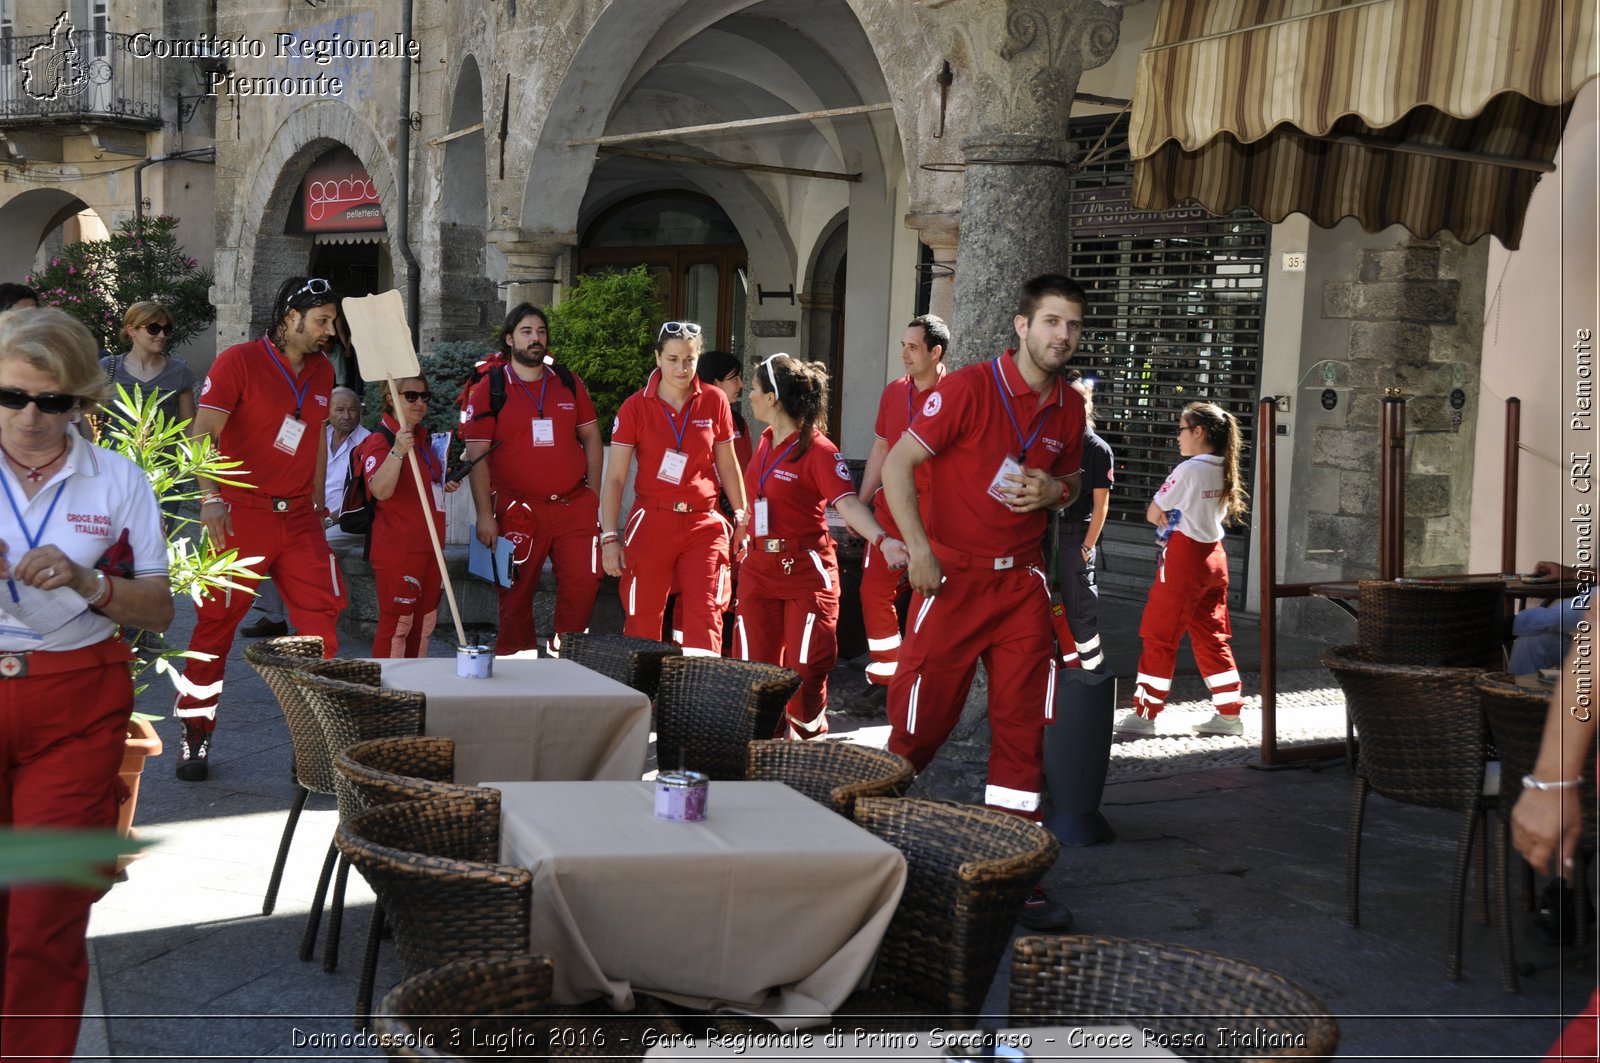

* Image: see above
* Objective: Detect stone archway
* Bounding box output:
[436,56,495,340]
[0,188,100,283]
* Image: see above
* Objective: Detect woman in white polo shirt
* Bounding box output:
[0,307,172,1061]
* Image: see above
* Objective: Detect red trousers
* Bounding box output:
[0,647,132,1061]
[887,553,1056,818]
[620,507,730,655]
[1132,531,1242,718]
[372,551,444,658]
[734,563,839,735]
[859,500,906,687]
[496,490,601,655]
[177,505,343,724]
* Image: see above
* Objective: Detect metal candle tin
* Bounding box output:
[654,770,709,822]
[456,644,494,679]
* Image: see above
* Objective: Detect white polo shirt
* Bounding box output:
[1152,453,1228,544]
[325,423,371,515]
[0,433,167,652]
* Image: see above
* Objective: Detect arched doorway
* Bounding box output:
[0,188,106,283]
[578,192,747,354]
[292,146,392,302]
[437,57,494,339]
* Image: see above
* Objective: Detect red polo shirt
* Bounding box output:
[743,427,855,538]
[905,352,1085,559]
[873,368,945,449]
[354,414,447,564]
[612,370,734,508]
[460,365,597,500]
[199,336,334,500]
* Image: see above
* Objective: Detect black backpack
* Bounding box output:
[337,424,396,538]
[455,355,576,426]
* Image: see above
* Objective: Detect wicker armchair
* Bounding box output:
[1356,578,1505,669]
[745,739,914,817]
[1322,645,1512,989]
[838,797,1061,1026]
[560,632,681,699]
[336,795,529,1027]
[290,661,425,976]
[242,635,331,919]
[1009,935,1339,1061]
[654,657,801,780]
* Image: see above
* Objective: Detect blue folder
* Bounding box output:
[468,531,516,588]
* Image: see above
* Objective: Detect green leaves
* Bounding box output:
[0,829,150,889]
[547,266,665,439]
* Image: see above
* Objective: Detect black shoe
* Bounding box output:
[240,616,289,638]
[1017,886,1073,932]
[176,722,210,782]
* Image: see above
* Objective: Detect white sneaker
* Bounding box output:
[1194,712,1244,736]
[1115,711,1156,736]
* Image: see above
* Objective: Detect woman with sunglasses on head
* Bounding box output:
[600,321,747,656]
[101,302,196,429]
[0,308,172,1060]
[735,354,906,738]
[353,376,459,657]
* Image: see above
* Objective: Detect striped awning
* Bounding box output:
[1129,0,1599,249]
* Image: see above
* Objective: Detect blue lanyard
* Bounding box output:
[388,419,440,481]
[755,436,798,499]
[507,367,551,418]
[990,357,1047,460]
[262,336,311,419]
[657,390,693,452]
[0,474,68,604]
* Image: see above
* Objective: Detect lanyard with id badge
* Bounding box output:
[986,357,1045,505]
[655,394,696,486]
[752,436,799,537]
[264,337,313,455]
[510,369,557,448]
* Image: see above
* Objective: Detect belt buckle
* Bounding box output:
[994,556,1014,571]
[272,498,290,513]
[0,653,28,678]
[673,502,689,513]
[763,540,783,553]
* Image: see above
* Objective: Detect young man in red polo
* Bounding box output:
[851,314,948,704]
[177,276,346,780]
[881,274,1087,931]
[462,303,603,656]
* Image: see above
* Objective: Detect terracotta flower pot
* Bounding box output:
[116,716,163,872]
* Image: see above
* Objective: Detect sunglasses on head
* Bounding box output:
[0,387,76,415]
[142,322,173,337]
[400,390,432,404]
[287,278,332,305]
[658,320,703,341]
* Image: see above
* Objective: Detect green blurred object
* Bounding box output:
[0,829,152,889]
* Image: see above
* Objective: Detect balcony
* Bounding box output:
[0,30,162,157]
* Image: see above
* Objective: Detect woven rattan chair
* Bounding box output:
[837,797,1061,1027]
[1477,671,1598,977]
[559,632,681,699]
[1009,935,1340,1061]
[291,661,424,975]
[1323,645,1512,989]
[654,656,801,780]
[745,738,915,817]
[242,635,330,918]
[336,795,527,1027]
[1356,578,1505,669]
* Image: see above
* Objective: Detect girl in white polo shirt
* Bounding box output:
[1116,401,1248,737]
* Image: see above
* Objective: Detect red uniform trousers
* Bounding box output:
[0,643,133,1062]
[620,505,730,656]
[176,503,343,725]
[733,545,840,736]
[495,489,601,655]
[373,550,444,658]
[887,551,1056,818]
[1131,531,1242,719]
[859,495,905,687]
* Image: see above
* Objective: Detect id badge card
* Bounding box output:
[273,415,307,455]
[431,481,446,512]
[657,449,688,485]
[987,455,1025,504]
[532,418,555,447]
[753,499,770,537]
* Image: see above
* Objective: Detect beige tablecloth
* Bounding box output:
[642,1026,1181,1061]
[488,780,908,1029]
[377,658,650,785]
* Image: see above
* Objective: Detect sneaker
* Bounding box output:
[1018,886,1074,932]
[1193,712,1245,736]
[240,616,289,639]
[1114,711,1156,736]
[176,722,210,782]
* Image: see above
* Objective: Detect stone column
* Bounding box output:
[906,211,960,329]
[489,228,568,309]
[946,0,1127,367]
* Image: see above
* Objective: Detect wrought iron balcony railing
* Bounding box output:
[0,30,161,124]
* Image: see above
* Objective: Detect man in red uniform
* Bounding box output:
[882,273,1087,930]
[852,314,948,704]
[177,276,345,780]
[462,304,602,656]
